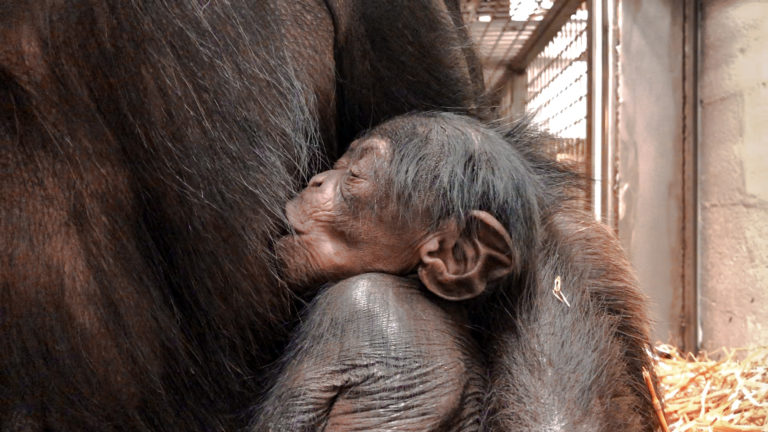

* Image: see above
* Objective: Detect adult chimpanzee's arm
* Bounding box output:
[324,0,487,147]
[252,273,485,432]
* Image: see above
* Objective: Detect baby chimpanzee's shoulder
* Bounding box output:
[312,273,462,333]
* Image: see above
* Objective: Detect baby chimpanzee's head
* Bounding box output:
[276,112,543,300]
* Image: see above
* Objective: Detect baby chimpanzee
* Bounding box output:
[255,112,540,431]
[256,112,656,431]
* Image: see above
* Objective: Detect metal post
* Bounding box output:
[588,0,604,222]
[682,0,700,354]
[589,0,618,228]
[601,0,617,230]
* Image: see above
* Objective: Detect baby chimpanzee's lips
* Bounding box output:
[284,200,307,235]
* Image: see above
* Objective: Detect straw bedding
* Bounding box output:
[651,344,768,432]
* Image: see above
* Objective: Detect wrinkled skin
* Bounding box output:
[0,1,486,430]
[253,273,485,431]
[277,138,431,288]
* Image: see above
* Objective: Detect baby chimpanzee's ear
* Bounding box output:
[417,210,516,301]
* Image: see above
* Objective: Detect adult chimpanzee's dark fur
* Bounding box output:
[361,113,660,431]
[0,1,484,430]
[1,2,657,431]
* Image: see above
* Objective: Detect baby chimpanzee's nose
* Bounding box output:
[308,171,331,188]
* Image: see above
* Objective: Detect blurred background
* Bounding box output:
[458,0,768,352]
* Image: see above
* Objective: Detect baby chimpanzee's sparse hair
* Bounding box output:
[364,112,547,276]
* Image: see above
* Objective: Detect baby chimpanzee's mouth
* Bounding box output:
[283,200,307,235]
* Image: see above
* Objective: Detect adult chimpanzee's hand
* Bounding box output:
[251,273,485,431]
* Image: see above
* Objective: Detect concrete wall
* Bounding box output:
[698,0,768,350]
[617,0,689,347]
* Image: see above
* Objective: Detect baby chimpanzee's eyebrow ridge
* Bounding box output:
[334,139,388,170]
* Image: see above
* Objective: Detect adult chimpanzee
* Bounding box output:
[0,3,657,432]
[255,113,659,431]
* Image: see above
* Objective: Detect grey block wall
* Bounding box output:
[698,0,768,350]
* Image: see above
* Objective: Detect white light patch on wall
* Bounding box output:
[478,15,492,22]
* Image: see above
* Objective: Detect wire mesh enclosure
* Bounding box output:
[525,3,588,165]
[461,0,590,170]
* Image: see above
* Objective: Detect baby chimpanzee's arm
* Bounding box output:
[251,273,485,432]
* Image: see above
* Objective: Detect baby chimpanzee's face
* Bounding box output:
[276,137,431,289]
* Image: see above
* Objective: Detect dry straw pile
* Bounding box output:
[651,343,768,432]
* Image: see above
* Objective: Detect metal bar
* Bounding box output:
[600,0,617,229]
[681,0,700,354]
[588,0,602,220]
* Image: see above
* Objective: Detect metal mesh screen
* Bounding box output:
[461,0,591,173]
[525,3,588,166]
